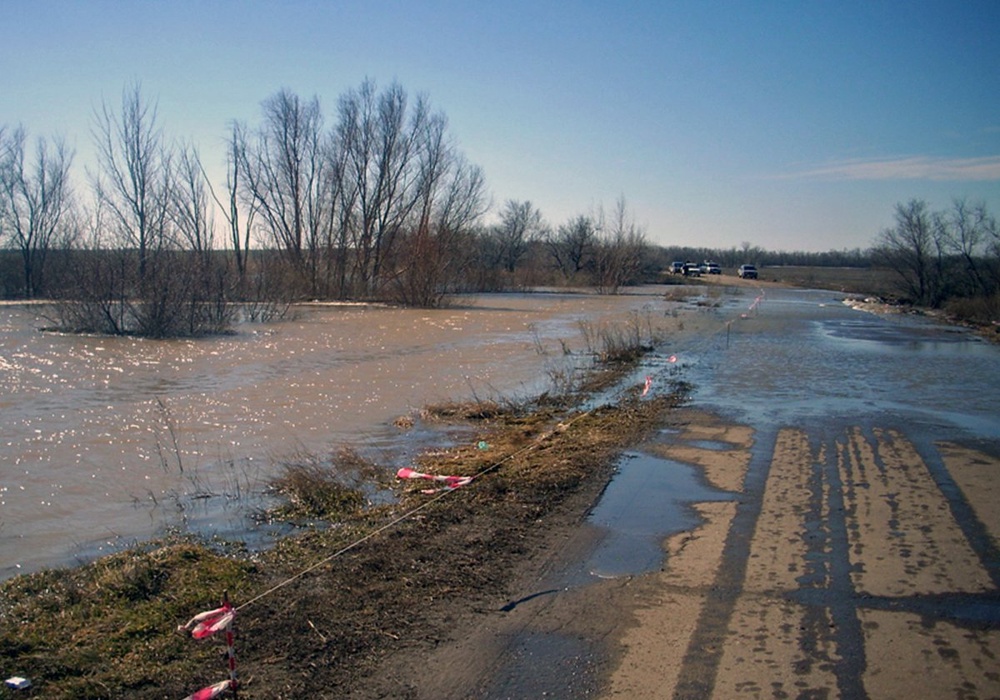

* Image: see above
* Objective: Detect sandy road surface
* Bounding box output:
[605,411,1000,699]
[390,408,999,699]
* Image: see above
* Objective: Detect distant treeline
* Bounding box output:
[652,246,872,269]
[2,83,997,335]
[0,241,872,303]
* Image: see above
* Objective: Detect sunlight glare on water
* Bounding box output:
[0,292,670,578]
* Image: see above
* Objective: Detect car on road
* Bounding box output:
[702,261,722,275]
[670,261,685,275]
[683,262,702,277]
[738,264,758,279]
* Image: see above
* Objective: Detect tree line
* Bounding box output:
[873,198,999,323]
[3,82,998,335]
[0,82,651,336]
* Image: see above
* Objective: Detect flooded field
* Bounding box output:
[0,290,671,579]
[6,284,995,583]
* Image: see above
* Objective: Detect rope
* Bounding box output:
[233,285,765,612]
[236,416,569,612]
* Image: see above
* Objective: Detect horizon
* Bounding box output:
[3,1,998,253]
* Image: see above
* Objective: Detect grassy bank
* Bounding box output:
[1,347,686,698]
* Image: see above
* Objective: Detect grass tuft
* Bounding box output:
[265,447,385,522]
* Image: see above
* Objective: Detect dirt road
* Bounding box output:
[382,284,1000,699]
[611,413,1000,698]
[393,408,999,699]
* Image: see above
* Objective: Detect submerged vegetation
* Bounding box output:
[264,447,390,523]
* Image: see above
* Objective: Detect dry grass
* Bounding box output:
[759,265,898,297]
[0,356,688,698]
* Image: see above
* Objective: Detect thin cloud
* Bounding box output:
[790,155,1000,181]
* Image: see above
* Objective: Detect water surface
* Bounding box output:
[0,291,668,578]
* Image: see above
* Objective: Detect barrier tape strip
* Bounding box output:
[174,284,766,698]
[396,467,474,493]
[183,679,232,700]
[180,597,237,699]
[179,602,234,640]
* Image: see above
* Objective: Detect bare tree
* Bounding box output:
[387,110,450,305]
[172,143,214,256]
[874,199,946,306]
[984,207,1000,292]
[91,83,174,285]
[593,196,648,293]
[387,108,488,306]
[57,83,234,337]
[314,118,352,299]
[938,198,997,296]
[197,120,258,290]
[548,214,597,281]
[238,89,325,296]
[60,198,145,334]
[437,158,488,236]
[492,200,545,274]
[335,80,426,298]
[0,125,75,297]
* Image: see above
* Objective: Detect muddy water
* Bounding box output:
[0,290,669,579]
[579,286,1000,580]
[690,287,1000,438]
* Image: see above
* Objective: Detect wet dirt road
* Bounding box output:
[635,287,1000,699]
[417,285,1000,699]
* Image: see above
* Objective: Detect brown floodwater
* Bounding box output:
[0,290,672,578]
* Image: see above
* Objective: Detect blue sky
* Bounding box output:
[3,0,998,252]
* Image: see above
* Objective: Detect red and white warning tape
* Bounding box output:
[183,679,233,700]
[180,599,237,699]
[179,602,234,640]
[396,467,473,493]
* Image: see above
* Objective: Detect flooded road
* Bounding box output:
[691,287,999,438]
[449,284,1000,700]
[652,287,1000,699]
[570,286,999,584]
[0,291,669,579]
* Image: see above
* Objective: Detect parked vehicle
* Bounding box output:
[702,261,722,275]
[683,262,702,277]
[738,264,758,279]
[670,261,686,275]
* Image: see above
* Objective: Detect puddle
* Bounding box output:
[583,451,734,579]
[684,439,734,451]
